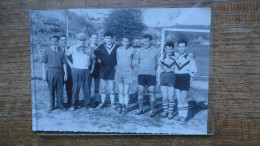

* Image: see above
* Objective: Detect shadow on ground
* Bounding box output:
[187,100,208,121]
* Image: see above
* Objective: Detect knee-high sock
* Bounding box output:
[119,94,124,105]
[124,94,129,106]
[101,94,106,104]
[182,106,188,119]
[162,99,168,113]
[168,99,175,114]
[150,98,155,112]
[110,94,115,104]
[178,107,182,118]
[138,95,143,110]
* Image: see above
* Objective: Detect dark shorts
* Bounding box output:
[174,74,190,91]
[160,72,175,87]
[138,74,156,86]
[99,66,115,80]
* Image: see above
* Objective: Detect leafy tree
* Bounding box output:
[103,9,146,40]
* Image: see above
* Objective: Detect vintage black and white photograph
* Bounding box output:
[30,8,211,134]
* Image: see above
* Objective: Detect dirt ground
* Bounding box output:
[31,60,208,134]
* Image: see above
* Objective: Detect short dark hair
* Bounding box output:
[143,34,153,40]
[90,33,98,38]
[104,31,114,37]
[177,40,188,46]
[121,35,130,41]
[165,41,174,49]
[49,35,59,41]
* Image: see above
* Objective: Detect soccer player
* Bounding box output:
[115,36,135,113]
[174,40,197,122]
[135,34,160,117]
[42,35,67,111]
[94,32,120,109]
[159,41,177,119]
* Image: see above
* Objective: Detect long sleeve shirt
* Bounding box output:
[41,47,67,72]
[175,53,197,77]
[159,53,178,73]
[94,43,119,67]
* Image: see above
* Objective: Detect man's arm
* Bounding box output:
[94,47,102,64]
[66,45,77,56]
[134,49,140,69]
[90,49,96,74]
[189,59,197,77]
[41,49,47,81]
[131,49,136,68]
[62,51,68,81]
[67,59,73,69]
[42,63,46,81]
[155,49,161,69]
[66,46,74,68]
[90,59,95,74]
[63,64,67,81]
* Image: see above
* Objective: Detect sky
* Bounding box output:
[72,8,211,27]
[32,8,211,27]
[142,8,211,27]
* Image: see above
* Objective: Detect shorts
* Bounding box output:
[138,74,156,86]
[115,70,133,84]
[99,66,115,80]
[174,73,190,91]
[160,72,175,87]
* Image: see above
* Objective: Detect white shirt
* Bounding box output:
[175,53,197,77]
[67,45,90,69]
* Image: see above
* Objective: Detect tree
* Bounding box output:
[103,9,146,40]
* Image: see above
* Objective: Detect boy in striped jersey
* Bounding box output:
[174,40,197,122]
[159,41,177,119]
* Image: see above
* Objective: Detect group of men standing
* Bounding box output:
[41,31,197,122]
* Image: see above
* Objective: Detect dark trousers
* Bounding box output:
[89,76,100,103]
[89,75,100,94]
[72,68,90,107]
[65,64,72,106]
[46,69,64,109]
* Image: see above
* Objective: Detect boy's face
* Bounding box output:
[143,38,151,48]
[178,43,186,54]
[121,38,130,48]
[59,37,67,47]
[90,34,98,44]
[50,37,58,47]
[133,39,141,47]
[104,36,112,45]
[165,46,173,56]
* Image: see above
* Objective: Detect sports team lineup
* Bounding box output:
[31,8,210,134]
[40,32,197,122]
